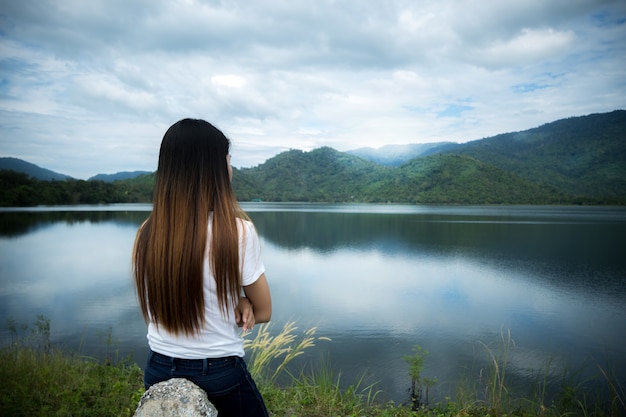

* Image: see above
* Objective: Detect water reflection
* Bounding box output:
[249,209,626,298]
[0,204,624,404]
[0,208,150,237]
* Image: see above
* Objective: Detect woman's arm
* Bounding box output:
[243,273,272,324]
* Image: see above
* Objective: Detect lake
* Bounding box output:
[1,203,625,406]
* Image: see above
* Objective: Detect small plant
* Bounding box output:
[97,326,119,364]
[33,314,51,352]
[594,360,625,417]
[243,320,331,383]
[477,327,514,413]
[243,322,382,416]
[403,344,437,410]
[4,315,51,352]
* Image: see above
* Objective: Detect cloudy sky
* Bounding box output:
[1,0,625,179]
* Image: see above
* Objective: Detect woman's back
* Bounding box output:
[133,118,271,416]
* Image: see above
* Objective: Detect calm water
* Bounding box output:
[1,203,625,405]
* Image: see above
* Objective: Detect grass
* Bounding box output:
[477,328,513,414]
[1,317,624,417]
[0,319,144,417]
[244,321,331,384]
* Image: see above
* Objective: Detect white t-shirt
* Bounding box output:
[147,216,264,359]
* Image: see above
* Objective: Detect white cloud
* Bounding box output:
[478,28,576,68]
[0,0,625,178]
[74,73,160,110]
[211,74,247,88]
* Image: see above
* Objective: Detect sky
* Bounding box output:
[1,0,625,179]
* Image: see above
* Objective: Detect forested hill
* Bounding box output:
[1,110,625,206]
[234,148,569,204]
[235,110,626,204]
[429,110,626,199]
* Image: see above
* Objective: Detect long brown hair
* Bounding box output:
[133,118,248,336]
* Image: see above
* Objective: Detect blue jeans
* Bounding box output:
[144,350,269,417]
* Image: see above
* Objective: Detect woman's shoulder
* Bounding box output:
[236,217,260,242]
[236,216,256,231]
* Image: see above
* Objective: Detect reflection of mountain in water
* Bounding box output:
[2,207,624,298]
[249,210,626,298]
[0,210,150,237]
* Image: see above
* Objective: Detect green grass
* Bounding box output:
[1,317,623,417]
[0,345,144,416]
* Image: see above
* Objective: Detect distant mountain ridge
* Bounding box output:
[2,110,625,205]
[0,157,72,181]
[88,171,151,182]
[0,158,149,182]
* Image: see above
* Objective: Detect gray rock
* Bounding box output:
[134,378,218,417]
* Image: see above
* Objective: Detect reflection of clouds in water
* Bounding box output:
[263,239,624,362]
[1,222,134,299]
[79,290,137,325]
[267,242,515,327]
[263,238,626,394]
[0,221,137,340]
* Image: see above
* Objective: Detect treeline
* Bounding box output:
[0,170,153,206]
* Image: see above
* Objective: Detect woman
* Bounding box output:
[133,118,272,416]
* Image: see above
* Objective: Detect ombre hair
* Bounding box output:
[133,118,249,336]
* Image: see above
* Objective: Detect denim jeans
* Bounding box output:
[144,350,269,417]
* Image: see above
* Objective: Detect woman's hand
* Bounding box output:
[235,296,255,332]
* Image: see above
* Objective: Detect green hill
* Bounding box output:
[236,147,388,202]
[430,110,626,201]
[372,154,566,204]
[235,149,565,204]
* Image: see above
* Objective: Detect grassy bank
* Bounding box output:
[1,317,623,416]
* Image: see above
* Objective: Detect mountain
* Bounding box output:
[234,110,625,203]
[339,110,626,201]
[235,147,565,204]
[347,142,456,166]
[0,157,72,181]
[0,157,149,183]
[88,171,151,182]
[236,147,387,202]
[432,110,626,199]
